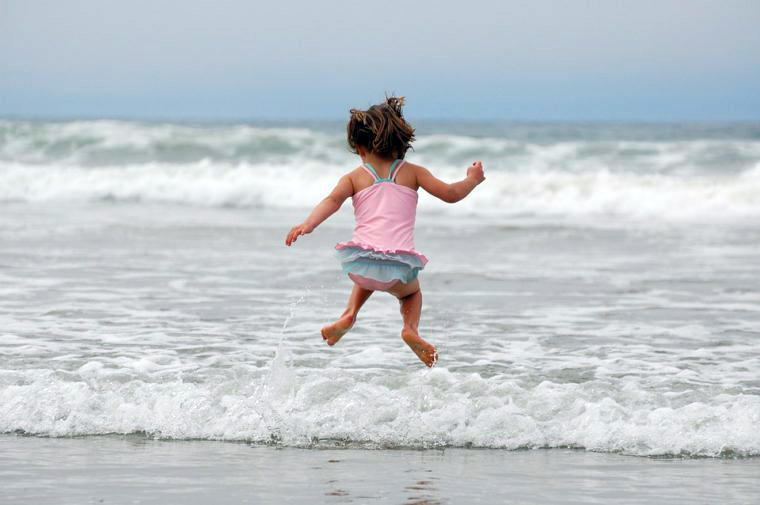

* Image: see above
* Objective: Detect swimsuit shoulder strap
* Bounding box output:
[361,162,380,182]
[363,161,398,183]
[390,159,405,182]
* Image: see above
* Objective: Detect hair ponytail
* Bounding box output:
[384,95,405,117]
[347,95,416,159]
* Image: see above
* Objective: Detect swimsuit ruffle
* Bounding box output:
[335,242,427,285]
[335,241,429,265]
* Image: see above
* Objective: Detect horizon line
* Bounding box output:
[2,113,760,125]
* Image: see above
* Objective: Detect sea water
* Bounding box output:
[1,119,759,459]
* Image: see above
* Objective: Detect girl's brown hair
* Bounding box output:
[347,95,416,159]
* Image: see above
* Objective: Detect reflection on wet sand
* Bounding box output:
[405,478,443,505]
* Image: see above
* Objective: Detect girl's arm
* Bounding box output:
[416,161,485,203]
[285,175,354,246]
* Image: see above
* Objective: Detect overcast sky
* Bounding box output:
[2,0,759,120]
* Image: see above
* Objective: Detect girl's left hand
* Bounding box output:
[285,223,314,246]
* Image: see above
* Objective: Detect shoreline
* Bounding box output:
[3,434,759,505]
[5,432,759,460]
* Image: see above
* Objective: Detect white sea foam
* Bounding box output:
[2,159,759,222]
[2,362,758,457]
[2,119,759,221]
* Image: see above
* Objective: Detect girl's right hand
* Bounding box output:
[467,161,485,184]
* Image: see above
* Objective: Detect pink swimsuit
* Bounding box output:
[335,159,428,292]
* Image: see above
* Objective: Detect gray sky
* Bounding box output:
[2,0,759,120]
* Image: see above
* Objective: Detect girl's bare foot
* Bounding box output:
[320,314,355,346]
[401,328,438,367]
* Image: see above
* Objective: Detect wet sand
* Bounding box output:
[2,434,758,505]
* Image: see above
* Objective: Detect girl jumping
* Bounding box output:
[285,96,485,367]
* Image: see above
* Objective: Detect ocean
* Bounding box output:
[1,119,759,503]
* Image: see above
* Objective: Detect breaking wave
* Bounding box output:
[2,119,760,222]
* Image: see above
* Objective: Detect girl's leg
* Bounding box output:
[388,280,438,367]
[321,282,373,346]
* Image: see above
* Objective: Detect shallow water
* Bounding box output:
[1,201,758,457]
[1,120,759,459]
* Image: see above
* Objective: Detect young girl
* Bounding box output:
[285,96,484,367]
